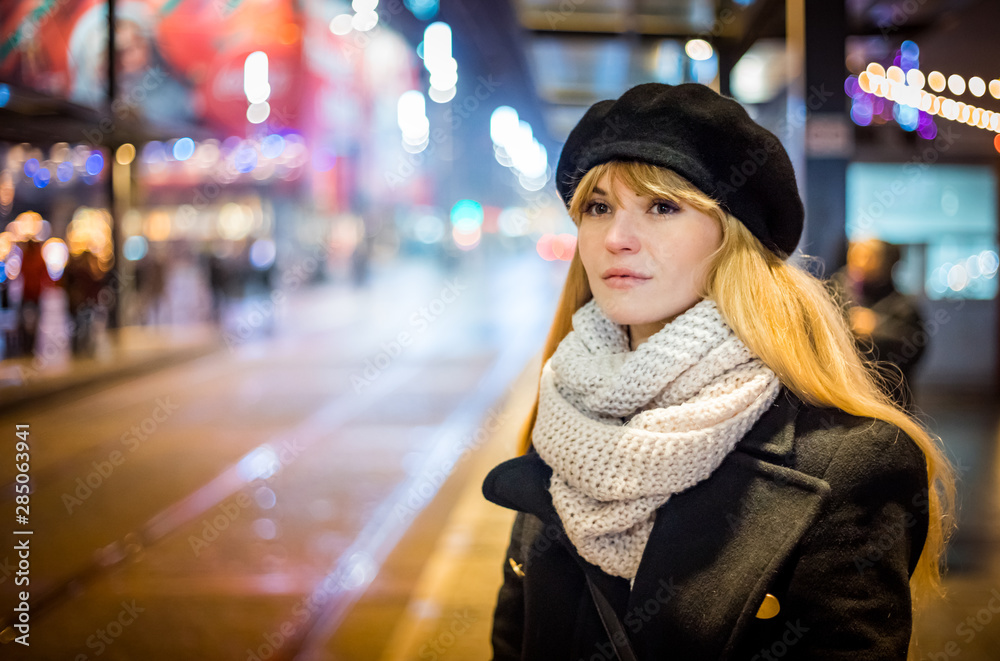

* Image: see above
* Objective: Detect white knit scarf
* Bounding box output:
[532,297,781,580]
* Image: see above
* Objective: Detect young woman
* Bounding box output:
[482,82,954,661]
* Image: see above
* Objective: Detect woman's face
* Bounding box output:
[577,171,723,343]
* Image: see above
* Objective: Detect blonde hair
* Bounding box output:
[517,160,955,654]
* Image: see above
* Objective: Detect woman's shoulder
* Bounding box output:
[786,393,928,486]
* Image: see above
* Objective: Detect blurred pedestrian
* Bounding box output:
[133,248,166,326]
[830,238,926,410]
[62,249,106,356]
[482,82,954,661]
[15,238,54,356]
[207,250,228,324]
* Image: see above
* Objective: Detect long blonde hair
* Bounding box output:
[517,160,955,651]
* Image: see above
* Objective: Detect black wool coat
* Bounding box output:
[481,387,930,661]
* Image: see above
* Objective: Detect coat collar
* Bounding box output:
[481,386,831,660]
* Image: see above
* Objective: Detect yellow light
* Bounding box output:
[969,76,986,97]
[684,39,714,61]
[992,114,1000,131]
[866,62,886,78]
[10,211,43,239]
[971,108,982,125]
[960,105,972,123]
[146,210,172,241]
[0,232,12,260]
[948,74,966,95]
[990,80,1000,99]
[116,143,136,165]
[978,111,990,129]
[858,71,872,94]
[928,71,946,92]
[919,91,933,111]
[906,69,925,89]
[886,66,905,84]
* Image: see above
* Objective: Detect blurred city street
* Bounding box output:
[0,252,563,660]
[2,0,1000,658]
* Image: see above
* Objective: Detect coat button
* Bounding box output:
[508,557,525,577]
[755,593,780,619]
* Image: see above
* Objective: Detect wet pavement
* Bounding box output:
[0,252,563,660]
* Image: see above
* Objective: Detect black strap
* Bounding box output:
[585,573,639,661]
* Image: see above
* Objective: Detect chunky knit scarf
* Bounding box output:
[532,298,781,580]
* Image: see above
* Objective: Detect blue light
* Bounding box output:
[23,158,39,178]
[173,137,196,161]
[450,199,483,232]
[123,235,149,261]
[405,0,438,20]
[249,238,276,270]
[894,103,919,131]
[851,96,873,127]
[261,134,285,159]
[32,168,51,188]
[57,161,74,182]
[900,40,919,59]
[235,146,258,173]
[0,84,9,108]
[86,152,104,175]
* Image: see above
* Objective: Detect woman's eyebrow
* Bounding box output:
[592,187,607,195]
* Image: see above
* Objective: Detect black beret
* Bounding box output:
[555,82,803,257]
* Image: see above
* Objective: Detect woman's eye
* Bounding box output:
[652,201,679,214]
[585,201,610,215]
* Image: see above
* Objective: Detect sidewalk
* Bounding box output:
[0,323,223,411]
[370,351,537,661]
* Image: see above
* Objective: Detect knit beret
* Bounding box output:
[555,82,803,257]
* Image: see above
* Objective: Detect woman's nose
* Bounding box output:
[605,212,640,252]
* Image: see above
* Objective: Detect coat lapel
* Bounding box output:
[627,390,830,660]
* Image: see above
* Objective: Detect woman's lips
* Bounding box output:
[603,275,651,290]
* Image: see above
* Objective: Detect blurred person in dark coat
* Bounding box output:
[62,249,106,356]
[830,239,926,411]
